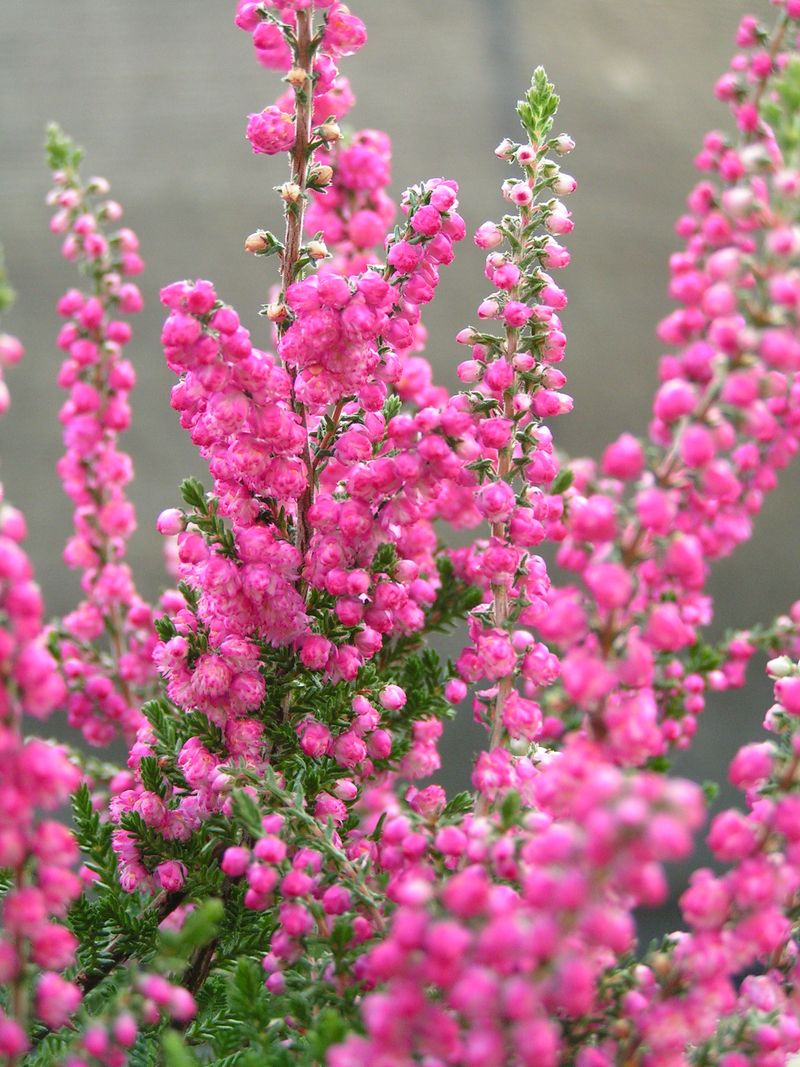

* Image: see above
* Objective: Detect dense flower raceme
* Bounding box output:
[304,128,396,276]
[437,71,577,799]
[0,327,82,1054]
[520,12,800,770]
[4,2,800,1064]
[44,133,161,747]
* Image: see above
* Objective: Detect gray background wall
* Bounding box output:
[2,2,797,931]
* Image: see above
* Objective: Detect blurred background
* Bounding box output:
[2,1,798,936]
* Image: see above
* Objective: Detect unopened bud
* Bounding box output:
[279,182,302,203]
[495,138,516,160]
[308,164,333,188]
[767,655,795,678]
[306,240,329,260]
[318,122,341,144]
[87,176,111,195]
[286,67,309,89]
[553,172,577,196]
[244,231,269,254]
[554,133,575,155]
[266,302,288,323]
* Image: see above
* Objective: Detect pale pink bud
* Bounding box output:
[156,508,185,536]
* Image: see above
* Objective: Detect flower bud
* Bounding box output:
[306,240,329,261]
[279,182,302,203]
[285,67,309,88]
[767,655,795,678]
[308,165,333,188]
[244,231,269,254]
[318,121,342,143]
[553,172,577,196]
[265,302,288,322]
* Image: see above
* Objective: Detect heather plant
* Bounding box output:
[2,2,800,1065]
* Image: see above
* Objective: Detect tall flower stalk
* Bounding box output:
[3,2,800,1064]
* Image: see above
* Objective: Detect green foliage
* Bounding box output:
[45,122,84,172]
[162,1032,201,1067]
[685,641,724,676]
[517,67,560,143]
[550,468,574,495]
[442,791,474,819]
[0,246,16,315]
[71,782,117,886]
[180,478,236,556]
[159,898,224,959]
[702,779,720,804]
[762,55,800,160]
[180,477,208,512]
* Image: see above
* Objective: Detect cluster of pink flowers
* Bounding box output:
[429,100,578,791]
[331,744,705,1066]
[0,332,82,1056]
[530,8,800,775]
[279,180,464,405]
[237,0,366,158]
[46,165,159,746]
[5,1,800,1063]
[305,128,395,274]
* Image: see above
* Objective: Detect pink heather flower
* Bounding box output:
[501,692,543,741]
[707,809,758,862]
[333,730,367,768]
[728,742,773,788]
[221,846,251,877]
[169,987,198,1023]
[298,719,332,758]
[503,300,534,327]
[322,885,352,915]
[409,205,442,237]
[445,678,467,704]
[245,107,295,155]
[155,861,186,892]
[113,1015,138,1048]
[474,221,503,249]
[602,433,645,479]
[36,973,81,1029]
[477,482,516,523]
[156,508,184,536]
[299,634,333,670]
[774,675,800,714]
[379,684,406,710]
[387,239,423,274]
[0,1019,28,1057]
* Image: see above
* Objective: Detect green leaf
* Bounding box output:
[0,246,16,315]
[154,615,178,642]
[646,755,671,774]
[442,791,474,819]
[139,756,165,796]
[308,1007,348,1059]
[180,477,208,512]
[550,468,574,495]
[500,789,521,829]
[227,956,264,1019]
[382,394,403,421]
[231,790,263,838]
[161,1031,200,1067]
[702,779,719,804]
[517,67,560,142]
[45,122,84,172]
[177,897,224,951]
